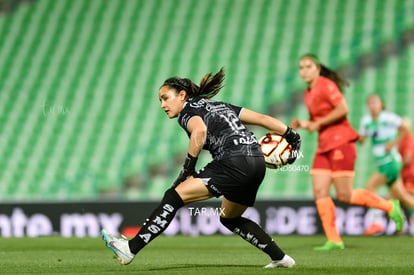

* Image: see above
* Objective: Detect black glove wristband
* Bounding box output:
[282,127,302,164]
[282,127,300,146]
[172,153,198,187]
[183,153,198,172]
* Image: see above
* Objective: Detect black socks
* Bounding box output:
[128,187,284,261]
[128,188,184,254]
[220,216,285,261]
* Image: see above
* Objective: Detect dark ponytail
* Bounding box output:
[161,67,225,99]
[301,53,349,93]
[320,65,349,92]
[196,67,225,99]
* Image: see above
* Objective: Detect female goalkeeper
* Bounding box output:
[101,68,301,268]
[291,54,405,250]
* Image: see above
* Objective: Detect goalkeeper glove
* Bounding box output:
[172,153,198,187]
[282,127,301,164]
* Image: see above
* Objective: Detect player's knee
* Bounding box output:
[313,185,330,199]
[161,187,185,208]
[336,192,351,203]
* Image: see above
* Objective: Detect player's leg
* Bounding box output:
[401,176,414,235]
[348,171,405,233]
[310,150,343,250]
[129,177,211,250]
[312,172,345,250]
[329,143,404,232]
[333,175,382,235]
[360,173,388,235]
[329,143,386,209]
[128,177,211,252]
[355,159,406,232]
[389,178,414,233]
[102,177,212,265]
[213,156,294,268]
[365,172,387,192]
[219,198,295,268]
[388,178,414,211]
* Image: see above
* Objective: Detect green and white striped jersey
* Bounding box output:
[359,110,402,165]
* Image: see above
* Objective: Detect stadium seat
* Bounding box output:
[0,0,413,200]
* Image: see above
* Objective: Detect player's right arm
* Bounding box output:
[239,108,287,136]
[292,99,348,133]
[312,100,348,129]
[186,116,207,158]
[172,114,206,187]
[240,108,301,164]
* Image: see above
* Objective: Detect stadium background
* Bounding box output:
[0,0,413,237]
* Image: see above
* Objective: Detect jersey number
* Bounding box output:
[220,113,245,132]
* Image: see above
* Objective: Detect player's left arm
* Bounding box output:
[403,138,414,166]
[308,82,348,132]
[239,108,287,135]
[398,118,410,139]
[401,145,413,166]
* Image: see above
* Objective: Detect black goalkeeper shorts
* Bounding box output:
[194,156,266,206]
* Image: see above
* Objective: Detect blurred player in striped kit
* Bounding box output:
[360,94,414,235]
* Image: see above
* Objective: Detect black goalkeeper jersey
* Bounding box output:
[178,97,263,160]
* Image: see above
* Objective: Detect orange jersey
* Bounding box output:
[304,76,359,153]
[398,133,414,180]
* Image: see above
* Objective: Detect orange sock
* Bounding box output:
[315,197,342,243]
[349,189,393,213]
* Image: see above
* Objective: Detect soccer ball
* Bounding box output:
[258,133,292,169]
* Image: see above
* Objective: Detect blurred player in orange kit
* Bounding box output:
[291,53,405,250]
[398,118,414,196]
[398,118,414,234]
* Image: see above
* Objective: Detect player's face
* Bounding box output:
[159,86,187,118]
[299,58,320,86]
[367,95,383,116]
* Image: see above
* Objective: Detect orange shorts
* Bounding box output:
[310,142,356,178]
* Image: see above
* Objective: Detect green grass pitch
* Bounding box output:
[1,235,413,274]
